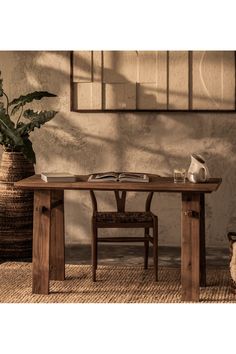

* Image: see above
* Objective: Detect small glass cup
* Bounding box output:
[174,168,186,183]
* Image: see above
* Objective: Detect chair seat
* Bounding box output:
[95,211,154,224]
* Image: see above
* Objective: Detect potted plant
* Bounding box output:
[0,70,58,259]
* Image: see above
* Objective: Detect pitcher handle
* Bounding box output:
[201,166,207,182]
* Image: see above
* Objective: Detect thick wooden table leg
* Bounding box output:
[50,190,65,280]
[200,194,206,287]
[32,190,51,294]
[181,192,201,302]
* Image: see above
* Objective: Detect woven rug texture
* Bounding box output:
[0,262,235,303]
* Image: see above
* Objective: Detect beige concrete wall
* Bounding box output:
[0,51,235,247]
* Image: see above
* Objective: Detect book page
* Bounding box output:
[94,172,118,179]
[119,172,145,179]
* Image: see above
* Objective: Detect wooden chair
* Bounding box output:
[90,191,158,282]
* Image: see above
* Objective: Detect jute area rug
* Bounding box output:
[0,262,235,303]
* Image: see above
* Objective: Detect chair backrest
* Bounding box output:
[89,190,154,213]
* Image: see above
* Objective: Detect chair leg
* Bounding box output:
[92,222,98,282]
[144,228,149,269]
[153,217,158,282]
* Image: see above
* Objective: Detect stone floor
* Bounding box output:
[0,245,230,268]
[65,244,230,268]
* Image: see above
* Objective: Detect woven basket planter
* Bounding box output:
[228,232,236,291]
[0,150,35,259]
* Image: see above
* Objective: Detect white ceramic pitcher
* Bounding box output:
[187,153,210,183]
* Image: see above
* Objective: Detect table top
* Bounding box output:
[14,174,222,193]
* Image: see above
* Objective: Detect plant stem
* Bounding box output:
[16,105,23,127]
[3,92,9,115]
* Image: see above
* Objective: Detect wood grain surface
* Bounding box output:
[50,190,65,281]
[181,192,201,301]
[32,190,51,294]
[15,174,222,193]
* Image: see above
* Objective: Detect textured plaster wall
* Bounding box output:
[0,51,236,247]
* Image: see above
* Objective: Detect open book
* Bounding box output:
[88,172,149,183]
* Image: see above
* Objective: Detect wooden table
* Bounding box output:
[15,174,222,302]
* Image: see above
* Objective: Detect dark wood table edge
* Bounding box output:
[14,174,222,193]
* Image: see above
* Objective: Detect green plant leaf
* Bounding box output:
[9,91,57,115]
[18,137,36,164]
[0,79,3,97]
[23,109,57,121]
[0,109,24,147]
[17,109,58,135]
[0,131,3,143]
[11,104,22,116]
[0,71,58,163]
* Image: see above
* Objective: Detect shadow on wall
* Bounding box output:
[40,111,236,247]
[71,51,236,246]
[1,51,236,247]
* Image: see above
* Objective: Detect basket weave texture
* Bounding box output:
[230,242,236,287]
[0,151,35,258]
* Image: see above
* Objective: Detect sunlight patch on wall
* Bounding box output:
[25,71,41,89]
[36,51,69,75]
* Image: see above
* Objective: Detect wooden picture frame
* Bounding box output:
[70,50,236,113]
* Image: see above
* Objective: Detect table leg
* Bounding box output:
[200,194,206,287]
[181,192,200,302]
[50,190,65,280]
[32,190,51,294]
